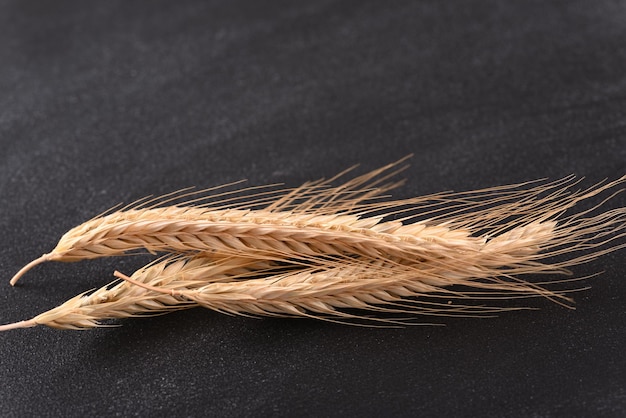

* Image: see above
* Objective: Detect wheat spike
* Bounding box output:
[10,160,626,288]
[0,248,570,331]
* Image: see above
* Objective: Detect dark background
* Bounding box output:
[1,1,625,416]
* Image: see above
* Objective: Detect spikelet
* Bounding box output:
[1,158,625,331]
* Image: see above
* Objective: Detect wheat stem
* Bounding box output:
[0,319,37,331]
[10,253,52,286]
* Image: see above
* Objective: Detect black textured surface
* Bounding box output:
[1,1,625,417]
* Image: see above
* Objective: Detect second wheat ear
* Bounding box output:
[2,157,625,331]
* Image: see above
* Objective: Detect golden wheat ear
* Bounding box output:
[9,165,626,289]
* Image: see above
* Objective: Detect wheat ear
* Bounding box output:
[0,248,566,331]
[10,167,626,287]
